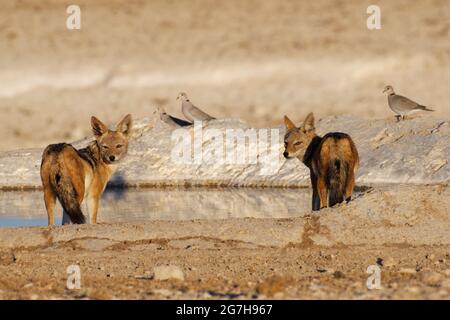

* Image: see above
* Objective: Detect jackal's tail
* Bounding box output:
[44,145,86,224]
[327,159,348,207]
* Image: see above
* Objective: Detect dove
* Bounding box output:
[383,85,434,121]
[177,92,215,122]
[156,106,191,127]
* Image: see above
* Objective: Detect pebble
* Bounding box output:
[273,292,285,299]
[256,275,289,297]
[134,274,152,280]
[388,282,398,289]
[399,267,416,274]
[384,257,396,267]
[420,271,442,286]
[199,291,212,299]
[152,288,173,297]
[0,251,15,265]
[407,286,421,294]
[153,265,185,281]
[440,278,450,289]
[425,254,435,261]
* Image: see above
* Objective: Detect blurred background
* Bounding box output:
[0,0,448,150]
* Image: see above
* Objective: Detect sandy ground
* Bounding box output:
[1,184,450,299]
[2,243,450,300]
[0,0,449,150]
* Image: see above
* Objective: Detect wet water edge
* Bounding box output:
[0,185,373,228]
[0,186,316,227]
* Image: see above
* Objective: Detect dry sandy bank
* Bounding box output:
[1,184,449,299]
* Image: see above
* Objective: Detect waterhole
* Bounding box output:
[0,187,315,227]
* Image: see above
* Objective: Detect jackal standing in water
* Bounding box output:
[40,115,132,225]
[283,113,359,211]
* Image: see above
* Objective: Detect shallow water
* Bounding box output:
[0,187,313,227]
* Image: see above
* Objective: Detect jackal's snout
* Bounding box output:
[283,150,293,159]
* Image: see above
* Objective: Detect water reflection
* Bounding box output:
[0,187,313,227]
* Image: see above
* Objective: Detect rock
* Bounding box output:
[399,267,416,275]
[333,271,345,279]
[199,291,212,299]
[74,239,116,251]
[151,288,173,297]
[384,257,396,267]
[0,251,15,265]
[425,254,435,261]
[370,127,390,145]
[256,275,291,297]
[0,115,449,189]
[407,286,421,294]
[153,265,185,281]
[273,292,285,299]
[420,271,442,286]
[388,282,398,289]
[441,278,450,289]
[134,274,152,280]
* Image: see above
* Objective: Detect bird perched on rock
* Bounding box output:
[383,85,434,121]
[177,92,215,122]
[155,106,191,127]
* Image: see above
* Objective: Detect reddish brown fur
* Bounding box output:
[283,113,359,210]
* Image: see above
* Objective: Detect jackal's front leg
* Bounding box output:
[310,173,321,211]
[43,188,56,226]
[345,170,356,203]
[87,195,100,224]
[317,175,328,209]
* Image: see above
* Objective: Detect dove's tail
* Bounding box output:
[420,105,434,112]
[169,115,192,127]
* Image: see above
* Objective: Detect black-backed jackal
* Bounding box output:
[283,113,359,211]
[40,115,132,225]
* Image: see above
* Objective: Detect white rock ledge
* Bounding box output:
[0,114,448,189]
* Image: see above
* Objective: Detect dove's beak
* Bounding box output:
[382,88,387,93]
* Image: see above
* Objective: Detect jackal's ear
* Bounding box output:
[284,115,296,130]
[303,112,315,132]
[116,114,132,137]
[91,116,109,138]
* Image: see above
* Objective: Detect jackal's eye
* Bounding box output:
[294,141,302,146]
[102,145,109,149]
[116,144,123,149]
